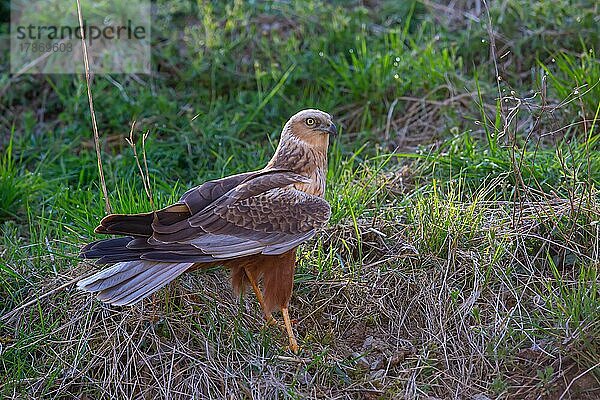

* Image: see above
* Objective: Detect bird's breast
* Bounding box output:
[293,169,326,197]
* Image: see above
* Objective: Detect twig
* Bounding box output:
[275,355,308,363]
[76,0,111,214]
[125,121,155,209]
[558,362,600,400]
[142,130,153,207]
[0,271,95,322]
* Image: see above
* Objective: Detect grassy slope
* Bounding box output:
[1,0,599,398]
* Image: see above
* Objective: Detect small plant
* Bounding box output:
[542,48,600,122]
[0,133,36,221]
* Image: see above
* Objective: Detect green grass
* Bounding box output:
[1,0,599,398]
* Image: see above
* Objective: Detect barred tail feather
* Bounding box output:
[77,261,193,306]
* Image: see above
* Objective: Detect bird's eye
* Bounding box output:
[305,118,316,126]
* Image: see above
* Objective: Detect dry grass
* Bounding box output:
[1,2,598,398]
[2,191,598,399]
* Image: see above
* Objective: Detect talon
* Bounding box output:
[286,343,300,354]
[281,307,299,354]
[265,314,278,326]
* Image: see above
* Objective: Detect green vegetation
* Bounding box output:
[1,0,598,398]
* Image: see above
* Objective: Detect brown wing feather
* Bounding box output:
[94,171,262,237]
[164,184,330,258]
[83,169,329,263]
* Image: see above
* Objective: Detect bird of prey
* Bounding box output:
[78,109,336,353]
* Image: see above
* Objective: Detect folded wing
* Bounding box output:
[82,169,331,263]
[151,170,331,258]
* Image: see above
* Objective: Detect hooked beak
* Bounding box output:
[323,122,337,136]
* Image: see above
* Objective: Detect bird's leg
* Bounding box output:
[281,307,299,353]
[244,267,277,325]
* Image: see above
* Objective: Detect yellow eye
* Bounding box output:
[305,118,316,126]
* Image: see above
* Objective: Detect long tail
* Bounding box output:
[77,261,193,306]
[80,237,143,264]
[94,212,155,235]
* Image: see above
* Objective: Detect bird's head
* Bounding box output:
[281,109,337,150]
